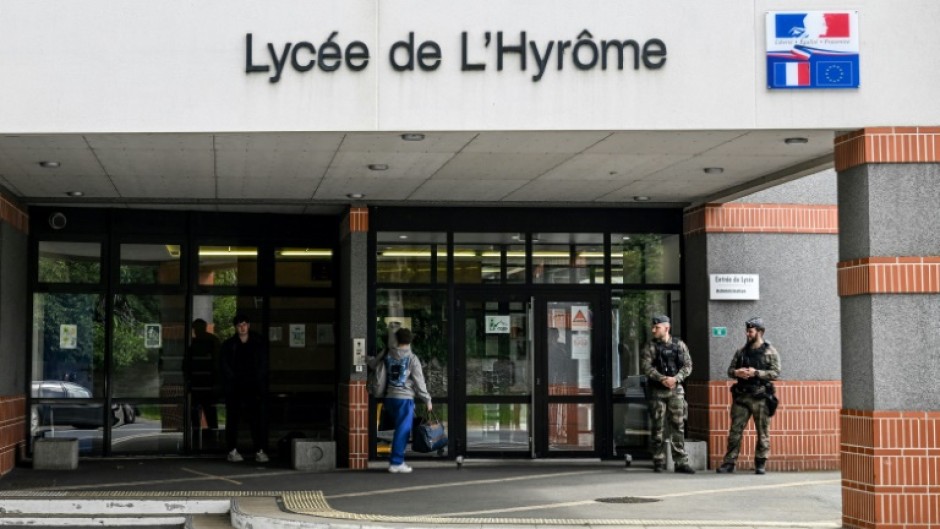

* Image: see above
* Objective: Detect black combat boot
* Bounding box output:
[674,464,696,474]
[652,460,665,473]
[755,458,767,475]
[716,462,735,473]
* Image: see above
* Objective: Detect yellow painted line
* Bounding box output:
[325,469,603,498]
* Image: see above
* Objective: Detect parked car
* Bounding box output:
[31,380,136,430]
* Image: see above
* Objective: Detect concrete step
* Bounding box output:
[187,514,232,529]
[0,497,232,528]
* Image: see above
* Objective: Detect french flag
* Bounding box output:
[774,62,810,86]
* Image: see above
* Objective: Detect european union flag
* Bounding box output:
[814,60,855,87]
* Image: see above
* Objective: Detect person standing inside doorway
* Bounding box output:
[221,313,270,463]
[640,315,695,474]
[716,317,781,475]
[383,328,432,474]
[190,318,221,435]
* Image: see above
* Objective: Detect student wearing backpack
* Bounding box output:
[640,315,696,474]
[383,327,432,473]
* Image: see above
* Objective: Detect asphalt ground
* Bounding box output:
[0,457,842,528]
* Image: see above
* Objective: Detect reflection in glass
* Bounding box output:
[465,403,528,451]
[198,246,258,286]
[548,403,594,451]
[463,300,529,397]
[119,244,181,285]
[375,289,448,396]
[376,232,447,284]
[613,402,649,451]
[547,301,592,396]
[531,233,604,284]
[452,233,523,284]
[611,234,681,284]
[38,241,101,283]
[268,297,336,440]
[32,293,105,397]
[109,404,184,455]
[275,248,333,288]
[111,295,186,399]
[30,403,106,455]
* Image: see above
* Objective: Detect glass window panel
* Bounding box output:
[376,232,446,284]
[463,299,529,397]
[275,248,334,288]
[611,234,681,284]
[531,233,604,284]
[111,294,186,399]
[611,290,681,393]
[30,403,105,455]
[452,233,523,284]
[38,241,101,284]
[548,403,594,451]
[268,296,336,441]
[465,403,528,451]
[198,246,258,286]
[506,245,526,284]
[547,301,593,396]
[109,403,184,455]
[375,289,448,396]
[32,293,105,397]
[613,401,650,452]
[120,244,181,285]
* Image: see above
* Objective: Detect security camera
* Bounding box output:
[48,212,67,230]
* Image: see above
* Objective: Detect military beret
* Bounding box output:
[652,314,670,325]
[745,317,765,330]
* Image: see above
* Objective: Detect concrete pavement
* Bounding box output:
[0,457,842,528]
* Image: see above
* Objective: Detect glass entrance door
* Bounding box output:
[455,291,600,458]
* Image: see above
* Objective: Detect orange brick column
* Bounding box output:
[339,206,370,469]
[683,201,842,471]
[0,194,28,476]
[836,127,940,529]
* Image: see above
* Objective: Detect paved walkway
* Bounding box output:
[0,457,843,528]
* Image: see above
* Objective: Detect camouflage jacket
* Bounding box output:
[726,341,781,391]
[640,336,692,399]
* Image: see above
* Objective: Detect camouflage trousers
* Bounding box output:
[648,393,688,466]
[722,394,771,463]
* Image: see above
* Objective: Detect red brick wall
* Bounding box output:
[841,409,940,529]
[687,381,842,471]
[838,257,940,296]
[835,127,940,171]
[340,381,369,470]
[0,395,26,476]
[684,203,838,236]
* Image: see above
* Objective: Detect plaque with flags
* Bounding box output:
[766,11,859,89]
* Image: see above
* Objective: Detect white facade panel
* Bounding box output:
[1,1,938,133]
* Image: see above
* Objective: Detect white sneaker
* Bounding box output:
[388,463,413,474]
[227,449,244,463]
[255,450,269,463]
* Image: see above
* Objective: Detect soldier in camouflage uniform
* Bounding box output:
[716,317,781,475]
[640,315,695,474]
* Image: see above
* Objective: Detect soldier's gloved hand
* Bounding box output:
[662,376,678,389]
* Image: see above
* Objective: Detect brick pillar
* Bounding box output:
[0,194,28,477]
[835,127,940,529]
[683,200,842,472]
[338,206,369,469]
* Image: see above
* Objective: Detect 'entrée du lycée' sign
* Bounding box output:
[245,30,667,83]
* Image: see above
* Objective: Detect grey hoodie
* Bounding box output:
[383,345,432,404]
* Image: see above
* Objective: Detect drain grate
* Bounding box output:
[595,496,661,504]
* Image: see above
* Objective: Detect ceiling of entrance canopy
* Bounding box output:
[0,130,835,214]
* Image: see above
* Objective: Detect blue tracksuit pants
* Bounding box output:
[384,397,414,465]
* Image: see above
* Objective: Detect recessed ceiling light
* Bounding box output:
[703,167,724,174]
[633,196,651,202]
[368,164,389,171]
[784,137,809,145]
[398,235,408,240]
[346,193,366,199]
[65,191,84,197]
[401,133,425,142]
[39,161,61,168]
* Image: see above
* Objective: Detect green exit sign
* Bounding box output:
[712,327,728,337]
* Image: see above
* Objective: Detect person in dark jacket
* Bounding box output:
[221,313,270,463]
